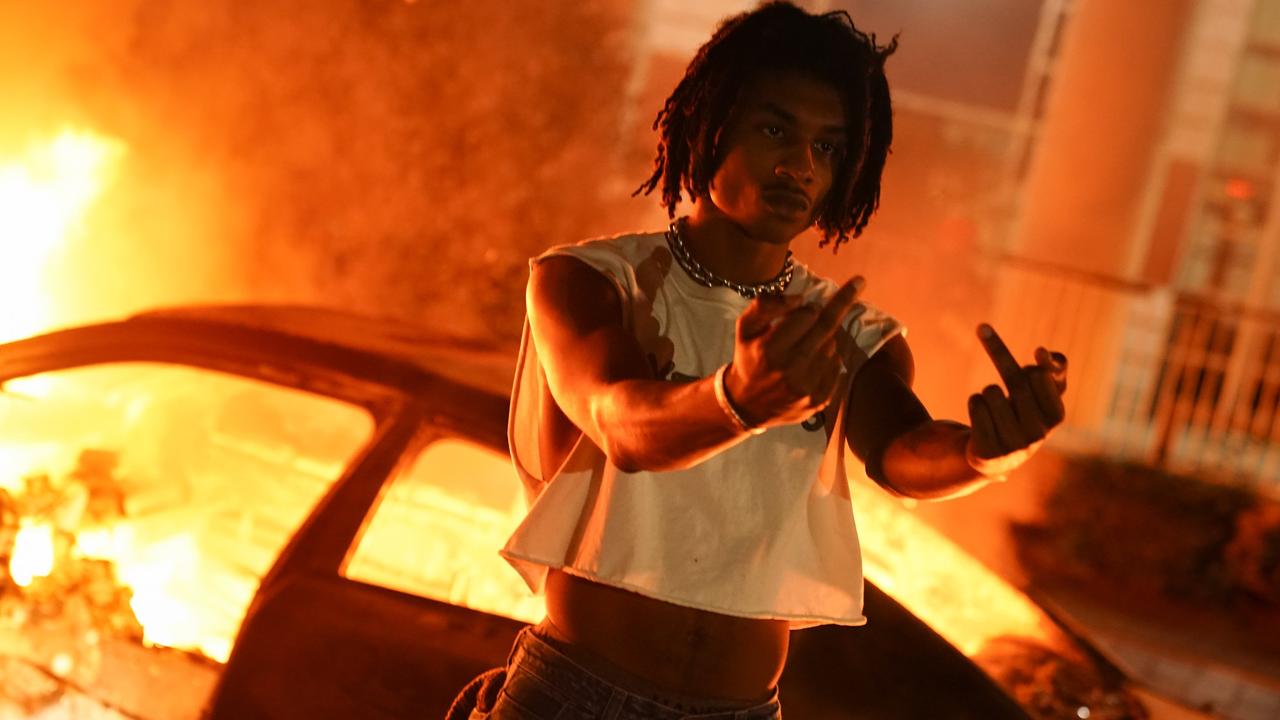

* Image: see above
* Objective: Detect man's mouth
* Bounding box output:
[763,187,811,212]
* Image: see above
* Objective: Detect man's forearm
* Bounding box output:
[592,375,749,473]
[879,420,991,500]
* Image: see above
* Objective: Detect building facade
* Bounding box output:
[628,0,1280,491]
[1002,0,1280,492]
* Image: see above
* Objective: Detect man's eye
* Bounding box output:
[762,126,783,138]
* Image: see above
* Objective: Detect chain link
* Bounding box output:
[664,219,794,299]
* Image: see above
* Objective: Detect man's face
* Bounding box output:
[704,69,850,243]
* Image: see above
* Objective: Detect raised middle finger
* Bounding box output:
[978,324,1028,394]
[780,278,865,355]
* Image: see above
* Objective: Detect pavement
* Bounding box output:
[1035,585,1280,720]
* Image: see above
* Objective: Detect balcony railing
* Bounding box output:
[991,256,1280,494]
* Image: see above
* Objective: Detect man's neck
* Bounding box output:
[680,210,794,285]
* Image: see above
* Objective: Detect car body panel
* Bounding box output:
[208,572,524,719]
[0,306,1184,719]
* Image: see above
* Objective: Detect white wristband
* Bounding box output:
[714,364,766,436]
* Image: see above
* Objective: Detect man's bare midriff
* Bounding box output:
[543,568,790,704]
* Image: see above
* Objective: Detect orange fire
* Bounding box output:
[9,520,56,587]
[0,129,229,661]
[2,379,265,665]
[0,128,1064,719]
[72,522,221,659]
[3,129,124,605]
[0,128,124,343]
[849,476,1059,656]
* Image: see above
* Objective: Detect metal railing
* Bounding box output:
[991,256,1280,493]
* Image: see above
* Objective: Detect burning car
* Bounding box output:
[0,305,1202,719]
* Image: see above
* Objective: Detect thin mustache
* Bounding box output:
[764,184,811,206]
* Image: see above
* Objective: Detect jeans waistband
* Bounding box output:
[507,622,780,719]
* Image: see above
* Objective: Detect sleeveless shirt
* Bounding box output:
[501,229,903,628]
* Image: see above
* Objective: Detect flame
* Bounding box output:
[11,470,247,663]
[849,472,1059,656]
[0,128,125,343]
[0,361,382,671]
[9,520,56,587]
[109,532,217,658]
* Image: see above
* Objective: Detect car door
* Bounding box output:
[207,415,527,720]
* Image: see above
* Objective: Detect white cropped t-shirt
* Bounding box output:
[501,229,903,628]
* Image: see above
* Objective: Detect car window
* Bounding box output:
[0,363,375,674]
[344,437,544,623]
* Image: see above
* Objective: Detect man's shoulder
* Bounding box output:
[790,261,846,302]
[574,228,666,254]
[531,229,667,278]
[790,262,902,336]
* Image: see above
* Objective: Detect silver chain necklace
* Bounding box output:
[664,219,793,299]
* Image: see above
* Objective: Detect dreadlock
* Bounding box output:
[633,1,897,252]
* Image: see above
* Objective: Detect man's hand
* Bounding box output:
[725,277,865,428]
[966,323,1068,479]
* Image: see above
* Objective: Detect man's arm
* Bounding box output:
[532,254,863,473]
[843,335,989,500]
[845,328,1068,500]
[528,256,744,473]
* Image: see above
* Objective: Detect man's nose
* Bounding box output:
[776,144,816,183]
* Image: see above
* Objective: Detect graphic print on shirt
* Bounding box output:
[803,362,849,443]
[633,245,677,382]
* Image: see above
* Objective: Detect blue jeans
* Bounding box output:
[468,623,783,720]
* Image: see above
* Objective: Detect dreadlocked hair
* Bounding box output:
[633,1,897,252]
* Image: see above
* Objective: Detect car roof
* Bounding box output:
[131,304,519,398]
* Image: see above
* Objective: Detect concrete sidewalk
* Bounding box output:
[1036,587,1280,720]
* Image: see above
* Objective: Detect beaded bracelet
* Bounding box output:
[714,364,767,436]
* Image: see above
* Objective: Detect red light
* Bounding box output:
[1225,178,1255,200]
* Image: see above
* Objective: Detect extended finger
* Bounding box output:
[978,324,1025,392]
[968,394,1002,460]
[982,384,1026,450]
[765,303,824,356]
[772,277,863,351]
[739,293,804,339]
[803,334,841,378]
[1035,346,1069,393]
[1027,366,1066,426]
[793,277,865,353]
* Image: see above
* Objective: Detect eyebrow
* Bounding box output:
[757,101,847,137]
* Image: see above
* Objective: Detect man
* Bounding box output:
[454,3,1067,718]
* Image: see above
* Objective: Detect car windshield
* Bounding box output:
[0,362,374,716]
